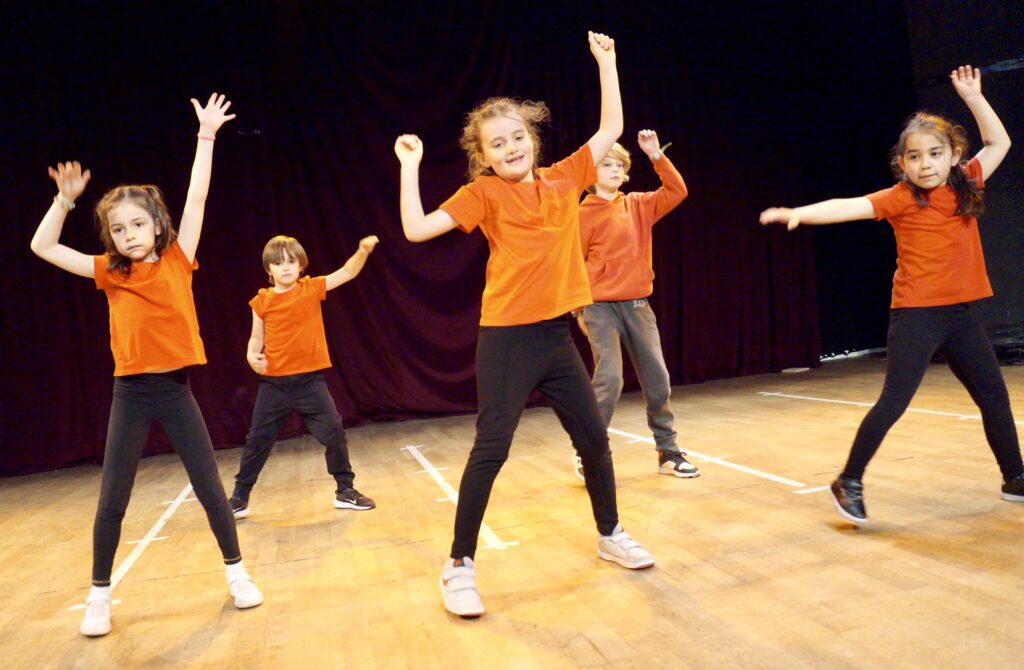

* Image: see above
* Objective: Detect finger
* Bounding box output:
[223,113,237,121]
[208,92,218,106]
[191,98,202,113]
[82,169,92,184]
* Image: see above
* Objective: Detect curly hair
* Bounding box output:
[459,97,551,180]
[94,185,177,277]
[890,112,983,217]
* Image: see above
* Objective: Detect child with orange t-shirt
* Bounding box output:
[229,234,379,518]
[761,66,1023,525]
[30,94,262,638]
[394,32,654,620]
[574,129,698,481]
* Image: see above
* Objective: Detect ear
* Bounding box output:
[950,146,963,165]
[154,218,163,236]
[897,154,907,173]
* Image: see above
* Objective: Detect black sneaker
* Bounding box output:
[658,451,700,478]
[830,476,868,524]
[1001,474,1024,502]
[229,496,250,520]
[334,488,376,511]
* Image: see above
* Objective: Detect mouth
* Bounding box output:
[506,155,525,165]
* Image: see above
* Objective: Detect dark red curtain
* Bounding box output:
[1,1,920,477]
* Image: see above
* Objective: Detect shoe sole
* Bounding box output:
[233,508,250,520]
[658,466,701,479]
[829,489,868,525]
[334,500,375,510]
[80,624,111,637]
[439,577,484,618]
[1001,492,1024,502]
[597,550,656,570]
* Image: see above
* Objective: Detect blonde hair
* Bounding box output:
[459,97,551,180]
[262,235,308,286]
[94,185,177,277]
[588,143,632,194]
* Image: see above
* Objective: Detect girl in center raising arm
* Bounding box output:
[394,32,654,619]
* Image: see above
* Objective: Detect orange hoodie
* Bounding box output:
[578,154,687,301]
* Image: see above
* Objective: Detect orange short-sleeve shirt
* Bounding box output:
[866,158,992,308]
[94,240,207,376]
[440,144,597,326]
[249,275,331,376]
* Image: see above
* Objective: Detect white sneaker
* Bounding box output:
[597,525,655,569]
[80,596,112,637]
[229,578,264,609]
[440,557,484,618]
[573,454,585,483]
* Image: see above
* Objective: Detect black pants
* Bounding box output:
[843,304,1023,481]
[233,371,355,499]
[451,317,619,560]
[93,371,240,585]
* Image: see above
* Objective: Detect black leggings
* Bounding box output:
[93,371,240,585]
[451,317,619,560]
[843,304,1023,481]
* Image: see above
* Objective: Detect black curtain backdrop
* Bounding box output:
[1,1,918,477]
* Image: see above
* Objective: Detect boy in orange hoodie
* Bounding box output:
[575,129,698,479]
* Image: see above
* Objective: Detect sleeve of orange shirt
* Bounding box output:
[441,181,489,234]
[547,144,597,194]
[636,154,688,224]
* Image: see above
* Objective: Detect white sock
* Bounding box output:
[88,585,112,602]
[601,524,624,538]
[225,561,251,584]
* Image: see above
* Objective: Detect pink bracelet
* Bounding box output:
[197,134,216,141]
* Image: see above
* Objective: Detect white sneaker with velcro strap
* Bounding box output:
[440,556,485,618]
[597,525,656,569]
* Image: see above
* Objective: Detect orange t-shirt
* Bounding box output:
[249,275,331,376]
[579,154,688,301]
[94,240,207,376]
[866,157,992,308]
[440,144,597,326]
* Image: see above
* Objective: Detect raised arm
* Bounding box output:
[246,310,268,375]
[585,32,623,164]
[637,130,688,221]
[326,236,379,291]
[178,93,236,264]
[759,198,875,231]
[394,134,459,242]
[30,161,95,278]
[951,65,1011,181]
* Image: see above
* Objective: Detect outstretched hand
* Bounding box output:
[48,161,91,203]
[588,31,615,66]
[759,207,800,231]
[637,129,661,158]
[394,134,424,165]
[190,93,236,136]
[950,64,982,100]
[359,236,379,254]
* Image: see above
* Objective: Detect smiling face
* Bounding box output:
[107,202,162,262]
[478,113,535,183]
[898,130,962,190]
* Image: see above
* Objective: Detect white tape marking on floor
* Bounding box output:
[758,391,1024,426]
[67,483,194,611]
[606,428,806,488]
[793,486,830,495]
[68,598,123,612]
[126,536,167,545]
[402,445,513,550]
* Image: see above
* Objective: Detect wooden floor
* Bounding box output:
[3,356,1024,669]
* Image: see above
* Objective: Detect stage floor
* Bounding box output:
[3,355,1023,669]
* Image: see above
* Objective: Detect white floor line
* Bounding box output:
[793,485,830,495]
[68,598,122,612]
[401,445,516,550]
[757,391,1024,426]
[606,428,806,488]
[68,483,194,611]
